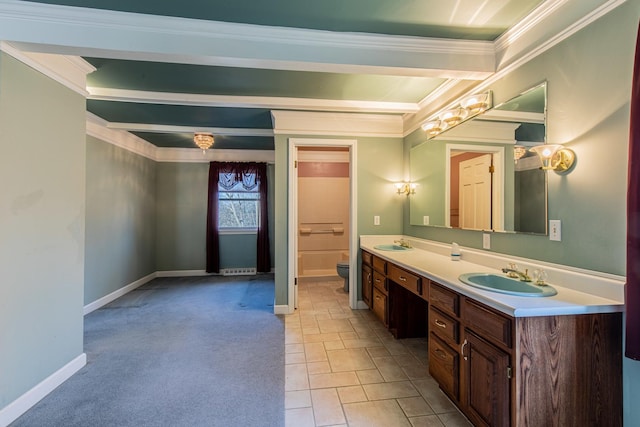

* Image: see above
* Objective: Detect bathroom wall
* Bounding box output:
[84,136,157,304]
[0,52,86,410]
[404,2,639,423]
[297,149,350,277]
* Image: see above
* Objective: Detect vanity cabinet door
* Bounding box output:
[362,263,372,308]
[372,287,388,327]
[461,330,511,427]
[429,332,459,400]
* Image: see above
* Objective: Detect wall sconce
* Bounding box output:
[194,132,214,153]
[395,182,417,196]
[422,91,492,139]
[529,144,576,173]
[513,146,527,163]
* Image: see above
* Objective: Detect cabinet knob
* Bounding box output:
[399,276,407,282]
[434,319,447,329]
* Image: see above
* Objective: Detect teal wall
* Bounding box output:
[155,162,275,272]
[84,137,157,304]
[273,135,404,305]
[404,2,639,423]
[0,53,86,407]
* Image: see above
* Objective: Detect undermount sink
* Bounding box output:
[459,273,557,297]
[373,244,413,251]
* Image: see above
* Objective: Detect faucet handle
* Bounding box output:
[533,269,548,286]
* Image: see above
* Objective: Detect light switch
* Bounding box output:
[483,233,491,249]
[550,220,561,241]
[374,215,380,226]
[423,216,430,225]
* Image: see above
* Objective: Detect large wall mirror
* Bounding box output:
[410,82,548,234]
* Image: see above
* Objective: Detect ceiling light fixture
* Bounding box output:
[529,144,576,173]
[194,133,214,153]
[421,91,492,140]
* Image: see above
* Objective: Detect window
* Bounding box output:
[218,172,260,231]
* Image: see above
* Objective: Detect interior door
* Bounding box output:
[459,154,492,230]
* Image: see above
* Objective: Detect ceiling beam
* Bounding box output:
[0,0,494,79]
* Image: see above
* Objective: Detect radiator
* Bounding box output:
[221,267,257,276]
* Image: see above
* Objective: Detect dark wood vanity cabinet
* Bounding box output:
[361,253,373,308]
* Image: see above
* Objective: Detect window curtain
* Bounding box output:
[626,21,640,361]
[206,162,271,274]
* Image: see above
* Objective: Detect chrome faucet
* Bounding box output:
[394,239,412,248]
[502,263,532,282]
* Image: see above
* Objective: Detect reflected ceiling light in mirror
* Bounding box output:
[529,144,576,173]
[513,146,527,163]
[194,132,214,153]
[421,91,492,140]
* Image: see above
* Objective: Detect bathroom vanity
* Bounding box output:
[361,236,624,427]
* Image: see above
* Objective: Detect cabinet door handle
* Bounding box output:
[375,278,381,283]
[399,276,407,282]
[434,348,447,360]
[434,319,447,329]
[461,339,468,361]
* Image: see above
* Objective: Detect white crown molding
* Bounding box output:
[155,148,275,163]
[479,110,545,124]
[272,111,403,138]
[0,0,493,79]
[86,113,158,161]
[87,87,420,114]
[106,122,274,137]
[0,41,94,96]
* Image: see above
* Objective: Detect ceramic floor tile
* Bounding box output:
[366,346,392,358]
[324,340,345,351]
[286,351,307,364]
[402,362,430,380]
[363,381,419,400]
[327,348,375,372]
[309,371,360,389]
[337,385,368,404]
[343,399,412,427]
[304,332,342,343]
[437,411,473,426]
[356,369,385,385]
[311,388,346,426]
[303,327,321,335]
[342,338,383,349]
[307,361,332,375]
[286,329,303,344]
[285,407,315,427]
[305,342,328,362]
[394,353,423,367]
[286,343,305,354]
[397,396,435,417]
[286,390,312,409]
[411,379,458,414]
[317,319,354,333]
[285,363,309,391]
[409,415,445,427]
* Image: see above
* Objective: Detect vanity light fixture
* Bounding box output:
[529,144,576,173]
[194,132,214,153]
[395,182,417,196]
[421,91,492,140]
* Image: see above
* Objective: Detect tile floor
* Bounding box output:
[284,278,473,427]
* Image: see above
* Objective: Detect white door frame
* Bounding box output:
[445,144,504,231]
[288,138,358,313]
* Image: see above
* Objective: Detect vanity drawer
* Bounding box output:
[372,256,387,274]
[463,298,512,349]
[362,250,373,266]
[372,287,388,326]
[430,282,460,317]
[429,332,459,400]
[429,306,459,344]
[373,270,387,293]
[388,264,422,297]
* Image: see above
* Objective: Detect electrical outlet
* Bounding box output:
[549,220,561,241]
[423,216,430,225]
[374,215,380,226]
[483,233,491,249]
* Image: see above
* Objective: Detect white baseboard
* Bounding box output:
[0,353,86,427]
[274,304,291,315]
[83,272,157,315]
[156,269,210,277]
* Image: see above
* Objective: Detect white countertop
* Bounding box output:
[360,235,625,318]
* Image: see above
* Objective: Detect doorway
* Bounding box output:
[288,138,358,312]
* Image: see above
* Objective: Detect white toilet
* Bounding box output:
[336,261,349,292]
